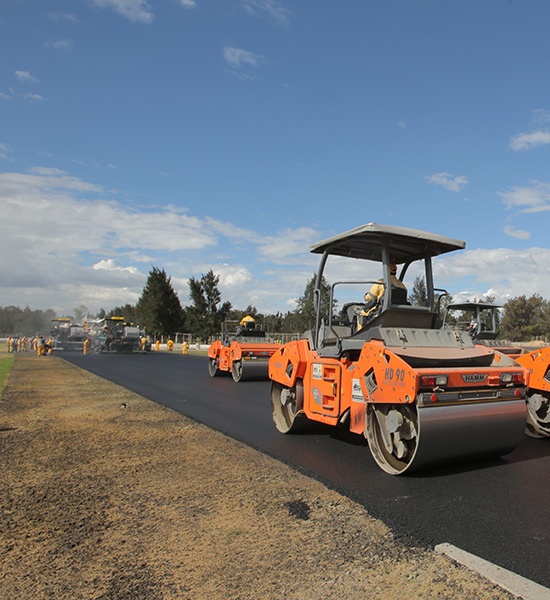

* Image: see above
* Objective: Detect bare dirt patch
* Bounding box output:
[0,355,517,599]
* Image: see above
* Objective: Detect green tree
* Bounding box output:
[501,294,547,341]
[0,306,57,336]
[109,304,138,324]
[405,275,453,327]
[538,303,550,339]
[227,305,259,324]
[295,273,334,332]
[186,270,232,342]
[264,311,285,334]
[409,275,428,307]
[135,267,184,338]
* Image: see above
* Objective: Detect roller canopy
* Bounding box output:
[446,302,502,311]
[310,222,465,263]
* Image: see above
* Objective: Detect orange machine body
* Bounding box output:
[208,318,281,382]
[209,339,281,372]
[510,347,550,436]
[511,347,550,393]
[269,337,529,436]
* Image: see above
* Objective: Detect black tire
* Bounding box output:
[271,379,307,433]
[231,360,243,382]
[525,391,550,438]
[208,357,219,377]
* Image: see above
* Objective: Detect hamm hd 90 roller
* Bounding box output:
[269,223,529,475]
[208,316,281,382]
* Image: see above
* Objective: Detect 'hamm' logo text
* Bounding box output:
[461,373,487,383]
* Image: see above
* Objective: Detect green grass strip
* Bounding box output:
[0,354,15,397]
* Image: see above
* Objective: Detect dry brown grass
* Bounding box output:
[0,355,515,600]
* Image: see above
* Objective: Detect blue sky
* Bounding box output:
[2,0,550,318]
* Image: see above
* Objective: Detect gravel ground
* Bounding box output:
[0,354,518,599]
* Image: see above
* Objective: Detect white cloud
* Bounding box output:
[255,227,320,264]
[45,40,73,51]
[0,168,315,314]
[15,71,39,84]
[93,259,140,275]
[48,13,79,23]
[241,0,291,27]
[5,167,549,318]
[22,94,45,103]
[509,130,550,151]
[223,47,265,69]
[179,0,198,7]
[0,143,11,159]
[91,0,154,24]
[425,172,468,192]
[504,226,531,240]
[214,264,254,289]
[432,247,550,305]
[499,180,550,213]
[531,109,550,124]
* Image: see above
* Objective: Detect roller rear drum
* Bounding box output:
[366,400,527,475]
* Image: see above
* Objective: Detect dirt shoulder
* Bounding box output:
[0,354,516,600]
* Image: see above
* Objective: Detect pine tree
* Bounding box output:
[135,267,184,338]
[295,273,334,331]
[186,270,231,342]
[409,275,428,307]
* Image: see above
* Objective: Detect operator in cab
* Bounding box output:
[359,263,408,326]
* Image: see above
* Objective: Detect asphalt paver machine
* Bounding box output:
[50,318,90,351]
[91,316,144,353]
[208,317,281,382]
[269,223,530,475]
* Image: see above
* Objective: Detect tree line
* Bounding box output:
[110,267,332,342]
[0,268,329,340]
[1,267,549,342]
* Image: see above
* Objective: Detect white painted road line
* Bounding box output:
[436,543,550,600]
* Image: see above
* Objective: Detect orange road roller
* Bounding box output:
[512,348,550,438]
[443,302,550,439]
[269,223,530,475]
[208,316,281,382]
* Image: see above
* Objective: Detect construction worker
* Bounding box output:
[467,314,482,337]
[236,315,256,336]
[83,338,91,355]
[155,340,160,352]
[37,337,45,356]
[182,341,188,355]
[240,315,256,329]
[358,264,407,326]
[167,339,174,352]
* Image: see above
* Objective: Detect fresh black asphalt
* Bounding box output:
[61,351,550,588]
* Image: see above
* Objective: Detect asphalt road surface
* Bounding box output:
[62,351,550,589]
